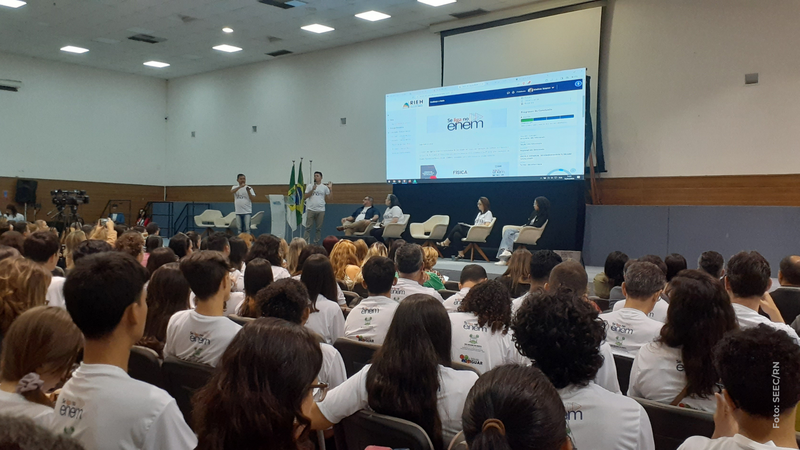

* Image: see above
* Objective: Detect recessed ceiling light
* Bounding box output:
[301,24,334,34]
[222,27,234,33]
[144,61,170,68]
[417,0,456,6]
[355,11,391,21]
[213,44,242,53]
[0,0,26,8]
[60,46,89,54]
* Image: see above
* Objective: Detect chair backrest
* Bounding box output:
[196,209,223,221]
[128,345,164,389]
[335,410,434,450]
[424,215,449,232]
[613,354,634,394]
[250,211,264,228]
[162,356,215,428]
[632,397,714,450]
[516,221,548,245]
[383,215,411,239]
[450,361,482,376]
[589,296,610,311]
[337,279,348,292]
[439,289,459,300]
[229,314,254,326]
[463,218,496,243]
[399,214,411,224]
[342,290,361,307]
[444,281,460,291]
[334,338,381,378]
[353,283,370,298]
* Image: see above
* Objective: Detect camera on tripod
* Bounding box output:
[51,190,89,210]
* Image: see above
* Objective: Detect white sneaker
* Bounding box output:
[500,250,512,258]
[495,261,508,266]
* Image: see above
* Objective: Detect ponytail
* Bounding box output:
[469,419,512,450]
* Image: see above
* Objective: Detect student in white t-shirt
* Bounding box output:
[227,236,248,292]
[511,249,563,312]
[391,243,444,302]
[193,318,326,448]
[136,263,191,357]
[629,270,738,412]
[304,171,332,245]
[23,231,65,308]
[344,256,400,344]
[309,294,478,447]
[54,252,196,449]
[600,261,666,357]
[233,258,273,318]
[293,245,347,306]
[450,280,528,374]
[245,234,291,280]
[299,254,345,344]
[461,365,573,450]
[165,251,242,367]
[678,325,800,450]
[0,257,51,337]
[231,173,257,235]
[443,264,488,313]
[512,288,655,450]
[256,280,347,389]
[612,293,669,322]
[724,251,800,343]
[0,306,82,425]
[370,194,403,243]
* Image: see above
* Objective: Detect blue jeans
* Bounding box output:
[237,214,251,234]
[496,229,519,258]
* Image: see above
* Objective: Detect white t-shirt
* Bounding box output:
[600,308,664,356]
[344,295,399,344]
[6,213,24,221]
[613,298,669,323]
[595,341,622,394]
[305,184,330,212]
[0,389,53,424]
[443,287,470,313]
[306,294,345,345]
[354,207,370,222]
[678,434,797,450]
[473,211,493,226]
[628,341,717,411]
[50,363,196,450]
[381,206,403,225]
[232,185,254,215]
[319,343,347,389]
[231,268,244,293]
[46,276,66,309]
[391,278,444,303]
[164,309,242,367]
[511,293,529,313]
[559,382,655,450]
[449,312,528,374]
[226,292,245,316]
[294,274,346,306]
[732,303,800,344]
[272,265,291,281]
[317,364,478,443]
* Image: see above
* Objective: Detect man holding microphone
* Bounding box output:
[231,173,256,234]
[304,171,332,245]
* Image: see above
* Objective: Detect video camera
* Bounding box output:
[51,190,90,208]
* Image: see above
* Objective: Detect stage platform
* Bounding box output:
[432,259,603,285]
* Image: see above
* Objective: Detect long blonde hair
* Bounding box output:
[63,230,87,269]
[354,239,369,264]
[422,246,439,272]
[0,257,51,336]
[330,240,360,280]
[286,238,307,275]
[365,242,388,263]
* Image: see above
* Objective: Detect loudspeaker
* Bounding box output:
[15,179,37,204]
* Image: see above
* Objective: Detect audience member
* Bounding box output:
[725,251,800,342]
[56,252,196,449]
[71,239,112,264]
[771,255,800,325]
[512,289,655,450]
[421,245,446,290]
[665,253,688,282]
[0,257,54,338]
[354,239,369,264]
[678,325,800,450]
[165,251,241,367]
[0,218,9,236]
[145,247,178,276]
[23,231,65,309]
[450,280,527,374]
[698,251,725,278]
[299,256,345,344]
[443,264,488,313]
[611,260,670,321]
[278,237,289,266]
[245,234,290,280]
[192,318,323,450]
[322,235,339,255]
[168,233,192,259]
[329,240,361,289]
[311,294,478,446]
[511,249,562,311]
[206,232,230,255]
[600,262,666,356]
[235,258,273,318]
[237,232,254,248]
[12,221,28,235]
[5,204,24,222]
[63,230,86,270]
[546,259,589,297]
[0,415,84,450]
[88,219,116,245]
[387,238,406,262]
[142,235,161,266]
[227,237,247,274]
[285,237,307,275]
[293,244,346,306]
[629,270,737,411]
[461,365,571,450]
[255,280,346,388]
[114,231,144,262]
[391,243,444,302]
[0,306,82,423]
[344,256,399,344]
[0,245,20,261]
[136,263,190,356]
[0,230,25,254]
[80,224,93,236]
[366,241,388,259]
[185,231,201,253]
[145,222,159,237]
[497,248,532,298]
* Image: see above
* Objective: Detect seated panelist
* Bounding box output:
[437,197,493,260]
[496,196,549,262]
[337,196,379,236]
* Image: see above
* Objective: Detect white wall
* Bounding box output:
[600,0,800,178]
[0,53,167,185]
[165,31,441,186]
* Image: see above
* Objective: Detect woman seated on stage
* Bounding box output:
[496,196,549,263]
[370,194,403,243]
[437,197,493,260]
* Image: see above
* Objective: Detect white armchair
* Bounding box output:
[460,218,497,261]
[214,212,237,231]
[249,211,264,231]
[194,209,223,231]
[410,215,450,255]
[515,220,548,248]
[382,214,410,240]
[353,221,377,237]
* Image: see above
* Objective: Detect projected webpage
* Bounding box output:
[385,68,586,184]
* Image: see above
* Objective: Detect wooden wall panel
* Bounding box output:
[165,183,393,205]
[0,177,164,225]
[594,175,800,206]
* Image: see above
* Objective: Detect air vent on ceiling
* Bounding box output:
[128,34,167,44]
[0,79,22,92]
[266,49,293,57]
[450,8,489,19]
[258,0,306,9]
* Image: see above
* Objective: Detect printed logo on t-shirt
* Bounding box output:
[391,287,406,298]
[564,402,584,421]
[364,316,373,326]
[613,335,626,347]
[468,334,479,345]
[460,354,483,366]
[609,321,634,335]
[59,399,84,421]
[462,321,489,333]
[356,335,374,343]
[676,360,685,371]
[189,331,211,345]
[361,307,380,315]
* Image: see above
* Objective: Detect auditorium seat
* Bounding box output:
[632,397,714,450]
[334,410,434,450]
[334,338,381,378]
[444,281,459,291]
[337,279,348,292]
[382,214,411,241]
[589,296,610,311]
[613,354,634,394]
[162,356,215,427]
[228,314,253,326]
[439,289,459,300]
[128,345,164,389]
[214,212,237,232]
[450,361,481,376]
[461,218,496,262]
[342,290,361,307]
[410,215,450,256]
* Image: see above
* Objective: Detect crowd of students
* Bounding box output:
[1,214,800,450]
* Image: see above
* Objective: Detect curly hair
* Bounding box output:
[0,257,51,336]
[458,280,512,334]
[0,415,84,450]
[114,231,144,260]
[255,278,311,324]
[245,234,284,266]
[330,240,360,280]
[511,288,605,389]
[421,246,439,272]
